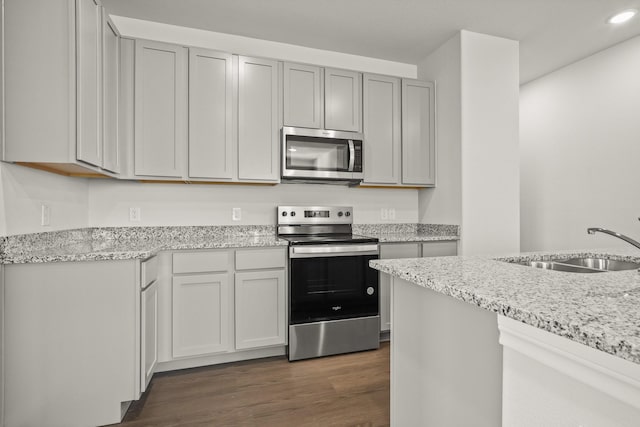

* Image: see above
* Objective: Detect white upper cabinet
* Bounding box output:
[283,63,323,129]
[401,79,436,186]
[362,74,401,185]
[134,39,188,178]
[76,0,102,168]
[188,48,234,180]
[2,0,117,176]
[237,56,280,182]
[283,63,362,132]
[102,14,120,173]
[325,68,362,132]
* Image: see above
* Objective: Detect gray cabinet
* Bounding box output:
[102,14,120,173]
[238,56,280,182]
[325,68,362,132]
[134,39,187,178]
[2,0,116,176]
[188,48,234,180]
[378,241,457,333]
[283,62,323,129]
[401,79,436,186]
[76,0,102,168]
[363,74,401,185]
[283,63,362,132]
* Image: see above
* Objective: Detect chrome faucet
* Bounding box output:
[587,227,640,250]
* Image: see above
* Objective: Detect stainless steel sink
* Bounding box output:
[511,257,640,273]
[560,257,640,271]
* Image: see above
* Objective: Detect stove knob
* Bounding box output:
[290,211,296,217]
[345,211,351,217]
[338,211,343,217]
[367,286,375,296]
[281,211,287,216]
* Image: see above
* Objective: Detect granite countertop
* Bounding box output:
[1,223,459,264]
[370,248,640,365]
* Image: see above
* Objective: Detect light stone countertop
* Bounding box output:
[0,223,459,264]
[370,248,640,365]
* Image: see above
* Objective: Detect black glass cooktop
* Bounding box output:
[279,234,378,245]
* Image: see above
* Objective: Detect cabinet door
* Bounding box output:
[237,56,280,182]
[141,280,158,393]
[134,39,187,178]
[188,48,234,180]
[235,270,286,350]
[325,68,362,132]
[422,241,458,257]
[379,243,420,332]
[76,0,102,167]
[102,13,120,173]
[283,62,323,129]
[401,79,436,186]
[363,74,401,184]
[172,273,230,358]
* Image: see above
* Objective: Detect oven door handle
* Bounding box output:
[290,244,379,258]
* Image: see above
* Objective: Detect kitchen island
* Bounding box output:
[371,249,640,427]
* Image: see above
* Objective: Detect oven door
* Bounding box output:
[288,244,379,324]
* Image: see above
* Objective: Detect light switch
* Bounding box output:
[232,207,241,221]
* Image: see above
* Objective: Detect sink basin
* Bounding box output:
[519,260,603,273]
[561,257,640,271]
[510,257,640,273]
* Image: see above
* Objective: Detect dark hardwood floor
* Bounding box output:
[116,342,390,427]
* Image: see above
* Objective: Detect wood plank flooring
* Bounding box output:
[116,342,390,427]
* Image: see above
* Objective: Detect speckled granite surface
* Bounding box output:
[371,248,640,365]
[1,223,458,264]
[354,223,459,243]
[1,226,287,264]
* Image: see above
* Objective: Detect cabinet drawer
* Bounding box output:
[141,256,158,289]
[379,243,420,259]
[173,251,230,274]
[422,241,458,257]
[235,248,286,271]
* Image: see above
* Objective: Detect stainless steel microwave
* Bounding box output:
[281,127,364,185]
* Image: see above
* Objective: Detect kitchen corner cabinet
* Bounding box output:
[188,48,234,180]
[134,39,188,178]
[283,63,362,132]
[363,74,401,185]
[235,248,287,350]
[401,79,436,186]
[378,241,457,332]
[2,0,119,177]
[237,56,281,182]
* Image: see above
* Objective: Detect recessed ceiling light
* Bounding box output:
[608,9,637,24]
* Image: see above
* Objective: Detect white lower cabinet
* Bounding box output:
[235,270,286,350]
[172,273,230,358]
[141,280,158,392]
[379,241,458,333]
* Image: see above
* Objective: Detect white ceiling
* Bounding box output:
[101,0,640,83]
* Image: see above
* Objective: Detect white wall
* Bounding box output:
[520,35,640,252]
[418,31,520,256]
[417,34,462,226]
[88,180,418,226]
[0,163,89,236]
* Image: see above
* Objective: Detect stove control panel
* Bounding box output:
[277,206,354,225]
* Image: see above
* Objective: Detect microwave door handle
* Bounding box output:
[348,140,355,171]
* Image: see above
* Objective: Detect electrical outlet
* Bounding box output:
[388,208,396,220]
[41,204,51,226]
[232,207,241,221]
[380,208,388,220]
[129,207,141,222]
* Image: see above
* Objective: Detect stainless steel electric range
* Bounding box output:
[277,206,380,361]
